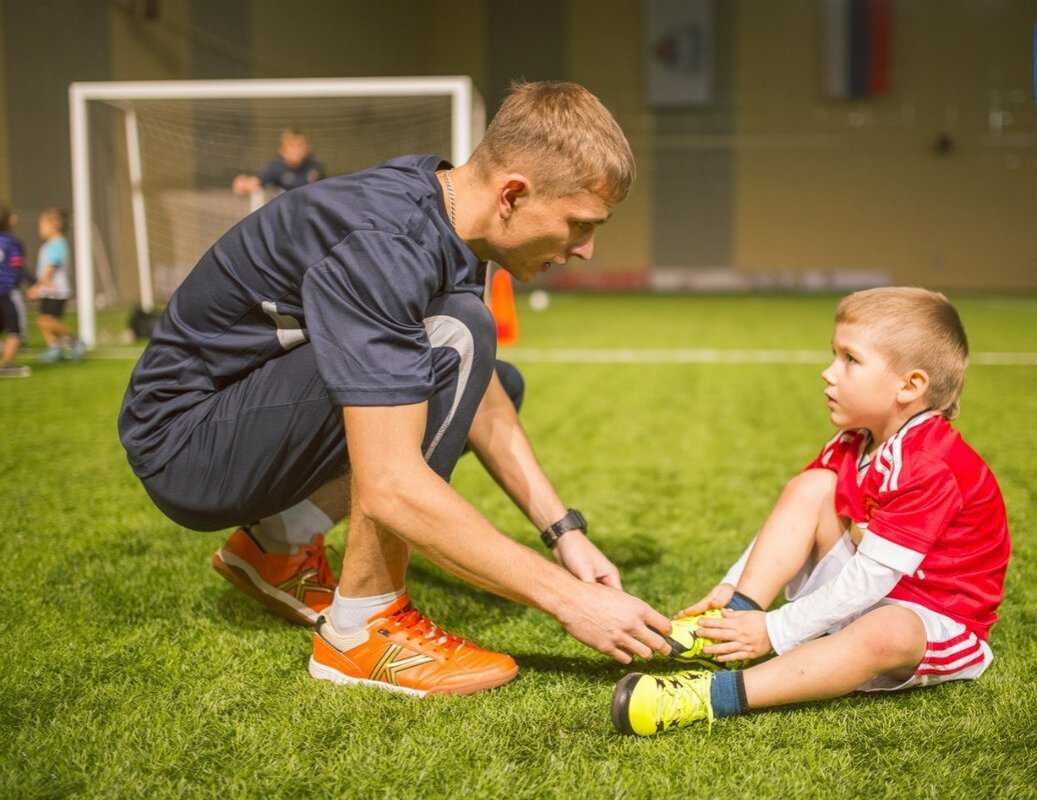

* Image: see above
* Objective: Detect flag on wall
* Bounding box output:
[823,0,892,100]
[645,0,715,107]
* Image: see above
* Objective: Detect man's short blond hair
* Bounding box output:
[471,81,635,204]
[836,287,969,419]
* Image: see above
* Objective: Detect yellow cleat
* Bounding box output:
[664,610,750,670]
[611,670,714,736]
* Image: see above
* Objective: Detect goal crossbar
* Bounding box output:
[69,76,484,347]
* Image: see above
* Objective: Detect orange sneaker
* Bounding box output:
[211,527,336,626]
[308,595,518,697]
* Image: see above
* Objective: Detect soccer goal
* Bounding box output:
[69,76,485,347]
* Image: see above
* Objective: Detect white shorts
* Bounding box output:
[785,532,993,692]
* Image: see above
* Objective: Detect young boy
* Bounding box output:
[0,203,30,377]
[27,208,84,362]
[612,287,1011,736]
[231,128,325,196]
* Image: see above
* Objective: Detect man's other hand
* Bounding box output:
[553,530,622,589]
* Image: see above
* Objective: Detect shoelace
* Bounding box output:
[390,604,466,652]
[297,539,337,588]
[657,674,715,731]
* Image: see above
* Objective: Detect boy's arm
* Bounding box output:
[762,543,911,653]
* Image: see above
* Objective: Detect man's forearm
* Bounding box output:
[467,372,567,531]
[359,456,576,616]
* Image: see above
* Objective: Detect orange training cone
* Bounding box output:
[490,268,519,346]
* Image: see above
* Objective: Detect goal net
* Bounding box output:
[70,77,485,346]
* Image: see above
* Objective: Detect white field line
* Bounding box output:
[503,348,1037,366]
[87,346,1037,366]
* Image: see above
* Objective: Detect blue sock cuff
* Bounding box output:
[725,591,762,611]
[709,670,748,718]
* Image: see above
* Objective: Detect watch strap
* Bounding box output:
[540,508,587,549]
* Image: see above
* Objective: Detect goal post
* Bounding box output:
[69,76,486,347]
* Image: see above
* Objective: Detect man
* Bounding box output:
[120,81,671,697]
[231,128,325,196]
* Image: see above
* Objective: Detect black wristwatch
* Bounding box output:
[541,508,587,550]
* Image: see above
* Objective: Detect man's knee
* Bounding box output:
[494,360,525,412]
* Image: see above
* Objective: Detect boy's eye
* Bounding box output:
[845,353,857,364]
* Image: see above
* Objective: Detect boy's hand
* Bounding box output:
[697,609,772,663]
[675,582,736,618]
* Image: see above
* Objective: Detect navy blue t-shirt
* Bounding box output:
[0,232,26,295]
[119,155,485,477]
[258,154,325,191]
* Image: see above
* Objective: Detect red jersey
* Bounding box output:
[806,411,1010,640]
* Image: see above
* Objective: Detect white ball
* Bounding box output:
[529,290,550,312]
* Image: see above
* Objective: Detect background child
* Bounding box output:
[0,203,30,377]
[612,287,1011,736]
[27,208,84,362]
[231,128,325,196]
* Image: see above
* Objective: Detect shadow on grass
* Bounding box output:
[512,651,631,681]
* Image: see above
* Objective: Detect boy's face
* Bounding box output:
[279,135,309,167]
[822,323,907,432]
[492,184,611,282]
[38,215,55,238]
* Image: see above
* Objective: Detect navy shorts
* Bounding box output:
[0,294,20,335]
[136,293,524,531]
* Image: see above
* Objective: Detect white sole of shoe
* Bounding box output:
[213,549,319,625]
[307,657,428,698]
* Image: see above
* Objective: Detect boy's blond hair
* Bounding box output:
[836,287,969,419]
[470,81,635,205]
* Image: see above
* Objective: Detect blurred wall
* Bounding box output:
[731,0,1036,290]
[0,0,1033,291]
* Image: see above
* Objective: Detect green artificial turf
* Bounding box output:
[1,294,1035,799]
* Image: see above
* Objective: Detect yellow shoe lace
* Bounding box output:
[655,671,715,733]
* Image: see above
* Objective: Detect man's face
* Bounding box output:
[279,136,310,168]
[822,323,904,432]
[493,187,611,282]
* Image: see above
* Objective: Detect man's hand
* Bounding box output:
[556,582,673,664]
[553,530,622,589]
[696,609,772,663]
[675,582,736,618]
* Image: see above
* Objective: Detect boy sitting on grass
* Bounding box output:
[612,287,1011,736]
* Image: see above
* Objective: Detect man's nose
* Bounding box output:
[569,238,595,261]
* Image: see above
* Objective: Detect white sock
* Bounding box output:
[253,499,334,553]
[329,587,405,633]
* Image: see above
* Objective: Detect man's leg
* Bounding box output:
[328,291,497,626]
[311,293,518,695]
[735,469,846,609]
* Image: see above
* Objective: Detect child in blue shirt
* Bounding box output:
[27,208,84,362]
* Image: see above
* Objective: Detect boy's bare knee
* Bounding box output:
[785,469,836,503]
[850,606,926,669]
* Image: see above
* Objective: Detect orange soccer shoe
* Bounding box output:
[309,595,518,697]
[212,527,337,626]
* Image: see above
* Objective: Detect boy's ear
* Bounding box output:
[897,368,930,404]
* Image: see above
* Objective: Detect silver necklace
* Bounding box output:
[443,170,457,228]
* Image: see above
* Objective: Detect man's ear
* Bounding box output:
[897,368,930,405]
[498,174,531,220]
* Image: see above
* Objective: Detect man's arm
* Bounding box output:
[466,370,622,588]
[343,401,672,663]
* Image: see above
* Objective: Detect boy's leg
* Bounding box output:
[742,604,926,708]
[612,605,927,735]
[37,314,58,347]
[1,333,18,366]
[736,469,846,608]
